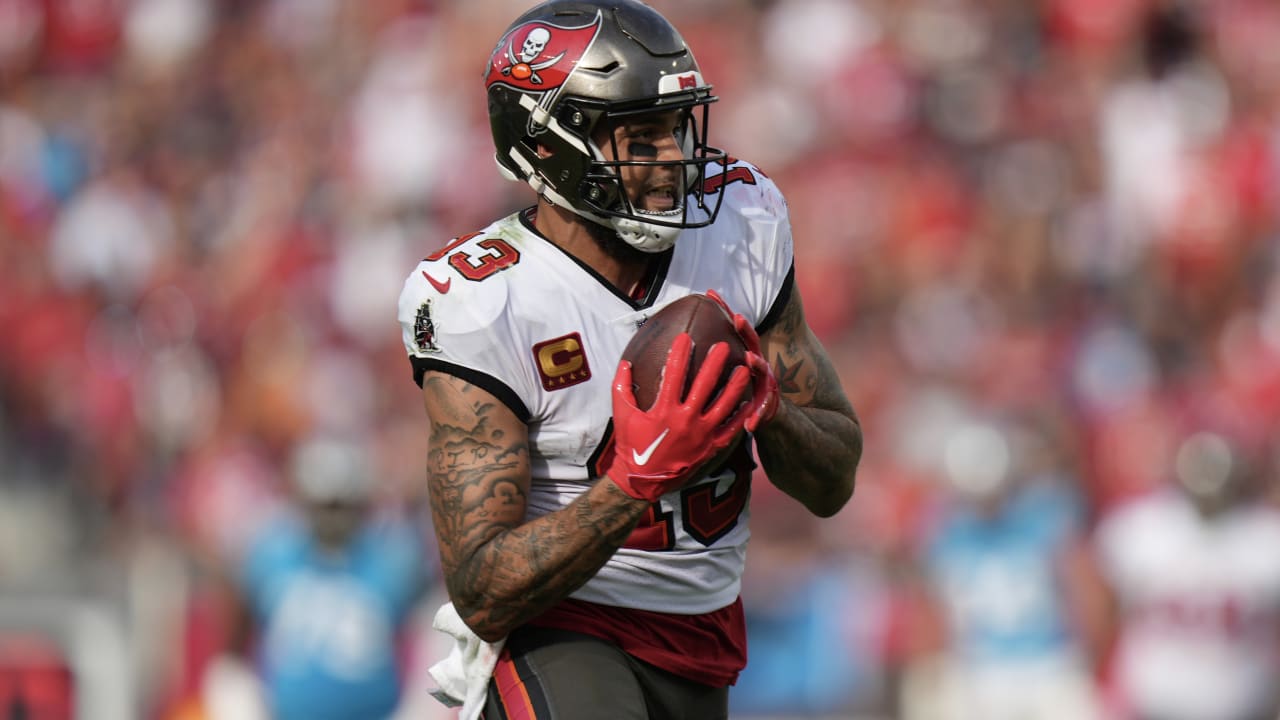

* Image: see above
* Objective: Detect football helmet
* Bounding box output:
[485,0,727,252]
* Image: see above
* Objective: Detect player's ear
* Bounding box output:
[536,142,553,159]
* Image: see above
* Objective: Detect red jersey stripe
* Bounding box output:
[527,597,747,686]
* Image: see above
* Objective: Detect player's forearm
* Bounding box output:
[755,399,860,517]
[447,479,649,642]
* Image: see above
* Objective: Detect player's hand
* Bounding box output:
[706,289,779,433]
[605,332,753,502]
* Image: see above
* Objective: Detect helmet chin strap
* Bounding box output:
[611,210,684,253]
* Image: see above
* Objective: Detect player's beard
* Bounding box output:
[585,218,652,264]
[586,185,684,263]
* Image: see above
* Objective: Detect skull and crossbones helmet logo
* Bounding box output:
[502,26,566,84]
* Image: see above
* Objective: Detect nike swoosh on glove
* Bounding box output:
[706,289,779,432]
[605,332,754,503]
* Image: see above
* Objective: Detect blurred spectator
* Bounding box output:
[1093,429,1280,720]
[204,434,431,720]
[898,414,1105,720]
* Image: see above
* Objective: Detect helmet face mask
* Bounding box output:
[583,104,713,217]
[486,0,728,252]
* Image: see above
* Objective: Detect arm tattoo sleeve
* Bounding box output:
[754,291,862,517]
[422,373,649,641]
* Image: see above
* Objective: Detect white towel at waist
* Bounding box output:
[427,602,506,720]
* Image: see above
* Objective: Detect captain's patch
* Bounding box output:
[533,332,591,391]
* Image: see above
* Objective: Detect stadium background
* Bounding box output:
[1,0,1279,718]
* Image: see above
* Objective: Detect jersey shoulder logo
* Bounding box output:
[414,299,441,354]
[486,13,602,103]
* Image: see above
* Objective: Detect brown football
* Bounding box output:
[621,293,749,413]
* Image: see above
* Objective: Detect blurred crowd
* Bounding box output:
[2,0,1280,718]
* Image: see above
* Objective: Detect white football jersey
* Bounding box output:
[1095,489,1280,720]
[397,159,793,615]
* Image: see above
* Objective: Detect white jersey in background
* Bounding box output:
[397,158,793,615]
[1095,489,1280,720]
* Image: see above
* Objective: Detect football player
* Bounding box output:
[216,435,429,720]
[396,1,862,717]
[1094,430,1280,720]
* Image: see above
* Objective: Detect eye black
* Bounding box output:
[629,142,659,158]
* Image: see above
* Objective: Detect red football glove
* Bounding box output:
[605,332,754,503]
[706,289,780,433]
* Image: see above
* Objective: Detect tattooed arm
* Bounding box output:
[421,370,651,642]
[755,288,861,517]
